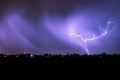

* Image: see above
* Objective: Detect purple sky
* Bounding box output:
[0,0,120,54]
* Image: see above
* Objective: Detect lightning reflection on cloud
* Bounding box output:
[69,18,120,55]
[0,0,120,55]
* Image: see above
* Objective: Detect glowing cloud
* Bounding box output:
[44,11,120,55]
[69,17,120,55]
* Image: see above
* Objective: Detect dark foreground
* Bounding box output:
[0,53,120,66]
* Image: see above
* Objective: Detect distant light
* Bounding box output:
[4,56,7,58]
[30,54,34,58]
[16,56,19,58]
[100,56,103,58]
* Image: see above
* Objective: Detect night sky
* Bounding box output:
[0,0,120,54]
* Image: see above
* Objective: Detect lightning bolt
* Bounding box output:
[69,18,120,55]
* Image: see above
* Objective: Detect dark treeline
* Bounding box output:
[0,52,120,65]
